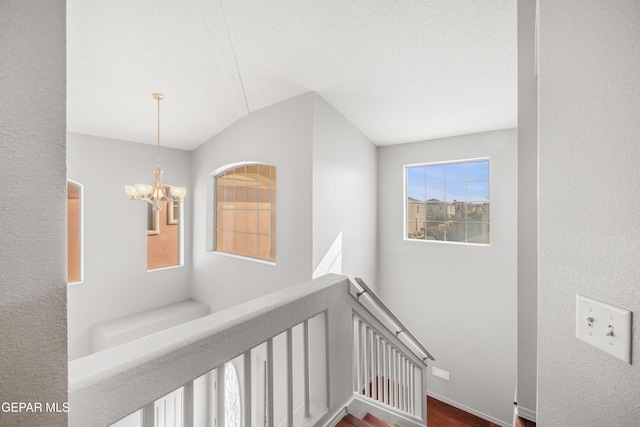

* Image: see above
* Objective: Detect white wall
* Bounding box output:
[537,1,640,424]
[191,93,314,312]
[67,133,192,360]
[377,129,517,426]
[0,1,67,426]
[516,0,538,421]
[312,94,378,287]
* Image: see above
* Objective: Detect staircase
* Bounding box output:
[338,413,401,427]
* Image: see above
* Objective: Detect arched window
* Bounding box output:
[215,164,276,262]
[224,363,241,427]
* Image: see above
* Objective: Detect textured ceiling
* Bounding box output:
[67,0,517,151]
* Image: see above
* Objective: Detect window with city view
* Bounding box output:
[215,164,276,262]
[406,159,490,244]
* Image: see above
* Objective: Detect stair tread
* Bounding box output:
[363,413,399,427]
[342,413,374,427]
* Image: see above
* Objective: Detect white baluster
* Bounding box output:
[303,319,310,418]
[142,402,154,427]
[267,338,274,427]
[244,351,252,427]
[183,380,194,427]
[286,328,293,427]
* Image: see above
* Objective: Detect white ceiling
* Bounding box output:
[67,0,516,151]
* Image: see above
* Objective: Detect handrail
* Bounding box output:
[351,277,435,363]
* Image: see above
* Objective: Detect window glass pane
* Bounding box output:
[271,185,276,210]
[246,187,259,209]
[216,209,225,230]
[234,210,246,233]
[215,164,276,261]
[234,186,246,208]
[467,223,490,244]
[246,165,260,184]
[246,234,259,258]
[246,209,258,234]
[234,232,246,256]
[224,187,235,206]
[425,184,444,201]
[467,181,490,202]
[216,187,225,210]
[67,181,81,283]
[407,184,425,201]
[258,186,271,206]
[426,165,445,183]
[466,160,489,181]
[425,222,445,241]
[445,163,465,182]
[224,231,234,253]
[258,235,270,260]
[447,223,467,242]
[147,194,181,270]
[225,169,235,186]
[258,210,270,235]
[467,202,490,222]
[451,202,466,222]
[407,167,425,186]
[258,165,272,185]
[216,230,224,252]
[445,182,465,203]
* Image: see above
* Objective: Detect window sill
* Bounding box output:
[147,264,184,273]
[211,251,277,266]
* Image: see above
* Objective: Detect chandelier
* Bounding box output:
[125,93,186,211]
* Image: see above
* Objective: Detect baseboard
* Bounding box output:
[516,405,537,423]
[427,392,511,427]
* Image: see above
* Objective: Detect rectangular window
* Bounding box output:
[406,159,489,244]
[215,164,276,262]
[147,192,182,270]
[67,180,82,283]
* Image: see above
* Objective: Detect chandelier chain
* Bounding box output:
[156,93,161,167]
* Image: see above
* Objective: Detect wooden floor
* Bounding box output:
[427,396,536,427]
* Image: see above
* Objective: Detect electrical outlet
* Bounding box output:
[432,367,450,381]
[576,295,632,364]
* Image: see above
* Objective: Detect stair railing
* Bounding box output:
[346,278,434,425]
[68,274,433,427]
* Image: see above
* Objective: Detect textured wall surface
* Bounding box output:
[311,94,378,288]
[538,1,640,424]
[0,1,68,426]
[377,129,518,426]
[66,133,193,360]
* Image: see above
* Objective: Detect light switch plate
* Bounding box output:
[576,295,632,364]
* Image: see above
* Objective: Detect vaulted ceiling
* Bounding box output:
[67,0,516,151]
